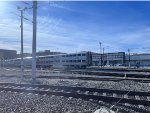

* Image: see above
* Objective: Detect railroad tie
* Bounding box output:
[54,88,58,91]
[84,91,89,95]
[94,92,98,96]
[124,94,128,98]
[77,90,80,93]
[0,90,4,92]
[60,96,64,98]
[42,94,47,97]
[34,94,38,96]
[26,87,33,90]
[39,88,45,91]
[45,88,50,91]
[147,96,150,101]
[135,95,144,108]
[20,92,24,95]
[51,95,55,97]
[61,90,64,92]
[103,92,106,96]
[12,86,20,89]
[113,93,117,97]
[138,105,144,108]
[27,93,32,95]
[68,97,73,100]
[7,86,13,89]
[89,99,93,101]
[78,98,82,100]
[124,94,130,106]
[32,87,39,90]
[98,100,103,103]
[16,86,24,90]
[3,85,10,88]
[135,95,140,100]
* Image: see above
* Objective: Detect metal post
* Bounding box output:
[2,58,4,75]
[21,10,24,79]
[128,49,131,68]
[32,0,37,81]
[103,48,104,67]
[99,42,102,68]
[3,58,4,69]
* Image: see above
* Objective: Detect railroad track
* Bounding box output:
[2,68,150,81]
[38,75,150,82]
[1,74,150,83]
[0,83,149,112]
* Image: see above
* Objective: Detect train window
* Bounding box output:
[82,60,86,62]
[78,54,81,56]
[78,60,81,62]
[83,54,86,56]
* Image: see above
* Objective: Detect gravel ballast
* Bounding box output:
[0,91,100,113]
[0,71,150,113]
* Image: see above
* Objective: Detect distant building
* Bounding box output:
[0,49,17,59]
[125,53,150,67]
[0,49,17,60]
[92,52,125,66]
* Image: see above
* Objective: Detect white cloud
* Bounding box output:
[1,4,150,54]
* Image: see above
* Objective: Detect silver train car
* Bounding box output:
[2,51,92,69]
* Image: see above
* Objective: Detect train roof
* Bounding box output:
[38,51,89,58]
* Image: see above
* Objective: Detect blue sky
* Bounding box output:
[0,1,150,53]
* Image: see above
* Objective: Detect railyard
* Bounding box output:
[1,1,150,113]
[0,68,150,113]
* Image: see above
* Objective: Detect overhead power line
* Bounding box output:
[22,1,32,7]
[11,12,33,23]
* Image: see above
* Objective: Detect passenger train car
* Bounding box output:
[2,51,92,69]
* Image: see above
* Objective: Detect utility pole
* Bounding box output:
[32,0,37,81]
[21,10,24,79]
[128,49,131,68]
[99,42,102,68]
[18,7,27,79]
